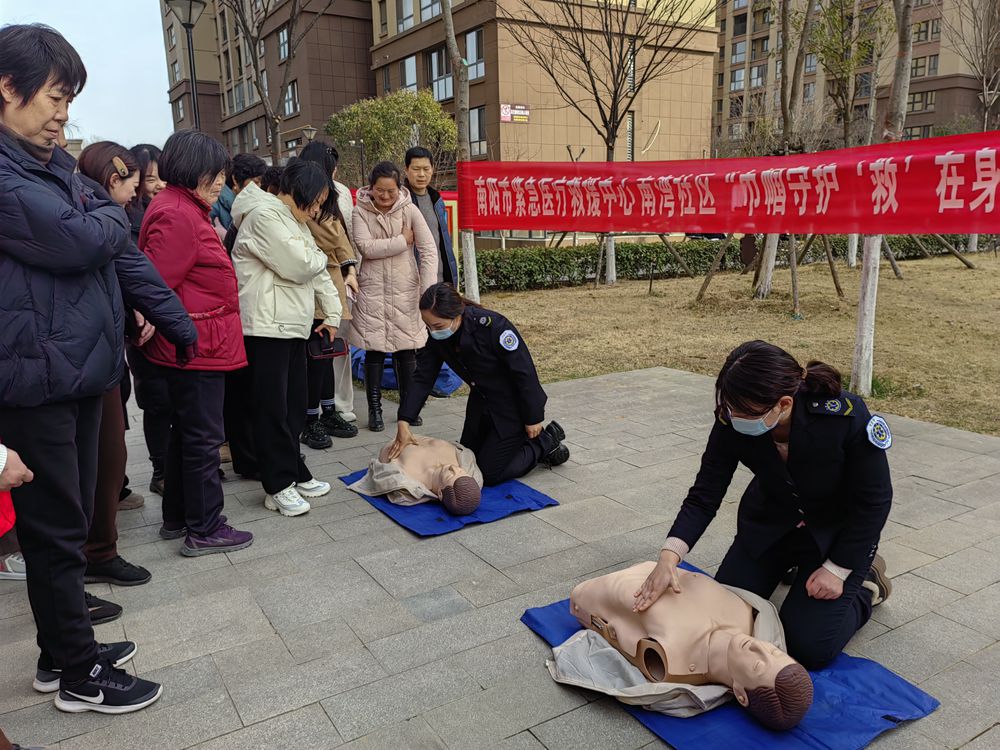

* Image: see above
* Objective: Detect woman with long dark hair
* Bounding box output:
[76,141,195,589]
[387,283,569,485]
[298,139,359,447]
[350,161,438,431]
[634,340,894,670]
[140,129,253,555]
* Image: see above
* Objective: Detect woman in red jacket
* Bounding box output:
[139,130,253,556]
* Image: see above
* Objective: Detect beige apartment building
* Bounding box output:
[160,0,374,160]
[712,0,985,153]
[368,0,717,173]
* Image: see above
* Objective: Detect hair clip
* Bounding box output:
[111,156,129,178]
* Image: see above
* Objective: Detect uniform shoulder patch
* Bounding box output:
[499,329,520,351]
[866,415,892,450]
[806,396,855,416]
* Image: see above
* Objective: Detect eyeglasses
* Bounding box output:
[373,188,399,197]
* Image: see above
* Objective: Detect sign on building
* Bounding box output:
[500,103,530,124]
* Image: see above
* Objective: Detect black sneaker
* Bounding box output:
[148,475,164,497]
[85,556,152,587]
[430,387,449,398]
[85,592,122,625]
[863,553,892,606]
[540,442,571,468]
[320,410,359,438]
[55,659,162,714]
[34,641,137,693]
[300,419,332,449]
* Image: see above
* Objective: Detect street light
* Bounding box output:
[301,124,318,142]
[348,138,367,182]
[166,0,208,130]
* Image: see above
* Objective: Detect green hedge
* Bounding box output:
[476,235,995,291]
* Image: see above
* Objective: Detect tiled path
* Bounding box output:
[2,367,1000,749]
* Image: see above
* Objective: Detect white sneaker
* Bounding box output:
[0,552,26,580]
[295,478,331,498]
[264,485,311,517]
[339,411,357,423]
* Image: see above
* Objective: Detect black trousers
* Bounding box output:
[715,525,873,670]
[245,336,313,495]
[0,397,101,680]
[306,353,335,410]
[224,365,258,476]
[159,367,226,536]
[461,408,553,486]
[128,345,171,479]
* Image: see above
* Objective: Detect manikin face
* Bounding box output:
[371,176,399,210]
[195,170,227,206]
[0,74,72,149]
[144,161,166,198]
[727,633,798,706]
[108,171,140,207]
[405,157,433,194]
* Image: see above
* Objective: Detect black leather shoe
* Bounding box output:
[368,408,385,432]
[543,420,566,444]
[148,475,164,497]
[540,442,570,468]
[85,556,151,587]
[85,592,122,625]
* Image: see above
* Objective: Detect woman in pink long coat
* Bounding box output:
[350,161,438,432]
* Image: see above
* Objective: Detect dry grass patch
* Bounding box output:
[483,254,1000,436]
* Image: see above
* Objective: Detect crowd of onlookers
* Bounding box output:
[0,21,457,726]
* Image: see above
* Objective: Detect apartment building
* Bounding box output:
[711,0,985,153]
[160,0,375,160]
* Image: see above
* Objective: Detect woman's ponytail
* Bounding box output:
[802,360,842,396]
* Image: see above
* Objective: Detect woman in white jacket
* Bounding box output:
[231,160,343,517]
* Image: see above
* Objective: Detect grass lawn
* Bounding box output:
[483,253,1000,437]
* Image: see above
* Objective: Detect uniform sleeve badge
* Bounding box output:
[866,415,892,450]
[499,329,520,351]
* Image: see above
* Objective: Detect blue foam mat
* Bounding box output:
[339,469,558,536]
[521,565,939,750]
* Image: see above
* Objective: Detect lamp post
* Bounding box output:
[166,0,208,130]
[301,124,318,142]
[348,138,366,183]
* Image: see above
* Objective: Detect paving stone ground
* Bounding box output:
[2,367,1000,749]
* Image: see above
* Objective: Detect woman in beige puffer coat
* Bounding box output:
[350,161,438,432]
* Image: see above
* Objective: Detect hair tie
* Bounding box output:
[801,367,808,380]
[111,156,129,178]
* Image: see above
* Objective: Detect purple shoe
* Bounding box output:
[180,523,252,557]
[160,515,227,540]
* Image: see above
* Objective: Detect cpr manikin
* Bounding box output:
[348,435,483,515]
[570,562,813,730]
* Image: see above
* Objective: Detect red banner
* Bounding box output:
[457,131,1000,235]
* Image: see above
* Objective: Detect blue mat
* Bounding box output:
[350,348,463,396]
[339,469,558,536]
[521,565,939,750]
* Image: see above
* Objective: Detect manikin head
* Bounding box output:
[440,474,480,515]
[726,632,813,731]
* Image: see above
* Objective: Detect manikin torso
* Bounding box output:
[571,562,754,683]
[378,436,469,499]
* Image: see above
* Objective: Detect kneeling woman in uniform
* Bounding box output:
[634,340,894,670]
[386,283,568,484]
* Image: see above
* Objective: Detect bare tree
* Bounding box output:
[439,0,480,302]
[500,0,713,285]
[220,0,335,163]
[851,0,915,396]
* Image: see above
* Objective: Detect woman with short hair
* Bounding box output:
[139,129,253,555]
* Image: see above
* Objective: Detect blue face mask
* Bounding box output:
[729,405,782,436]
[428,323,456,341]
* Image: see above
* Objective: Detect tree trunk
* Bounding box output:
[846,234,859,267]
[604,141,617,285]
[968,233,979,255]
[822,235,846,298]
[850,235,882,395]
[270,118,281,164]
[440,0,479,301]
[695,234,734,302]
[754,234,780,299]
[789,234,802,317]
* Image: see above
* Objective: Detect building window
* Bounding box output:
[278,25,289,60]
[174,96,185,122]
[911,56,927,78]
[167,24,176,48]
[227,87,234,112]
[382,66,391,93]
[907,90,936,112]
[752,37,769,60]
[720,18,726,33]
[252,120,259,149]
[931,18,940,40]
[429,47,452,101]
[261,69,268,98]
[235,41,244,73]
[400,55,417,91]
[467,28,485,80]
[626,111,635,161]
[903,124,932,139]
[733,13,747,35]
[730,94,744,117]
[285,138,300,150]
[729,122,743,140]
[258,39,265,58]
[219,9,227,41]
[805,53,817,74]
[856,71,872,98]
[397,0,414,32]
[750,63,766,88]
[733,0,747,8]
[715,98,723,114]
[719,46,725,61]
[913,19,940,43]
[379,0,388,35]
[283,79,299,115]
[914,0,931,5]
[223,51,232,81]
[420,0,441,21]
[928,54,939,76]
[731,40,746,64]
[235,81,245,112]
[753,8,770,31]
[775,59,782,79]
[717,72,724,88]
[803,81,815,101]
[171,60,181,84]
[730,68,744,91]
[470,105,486,156]
[627,41,636,92]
